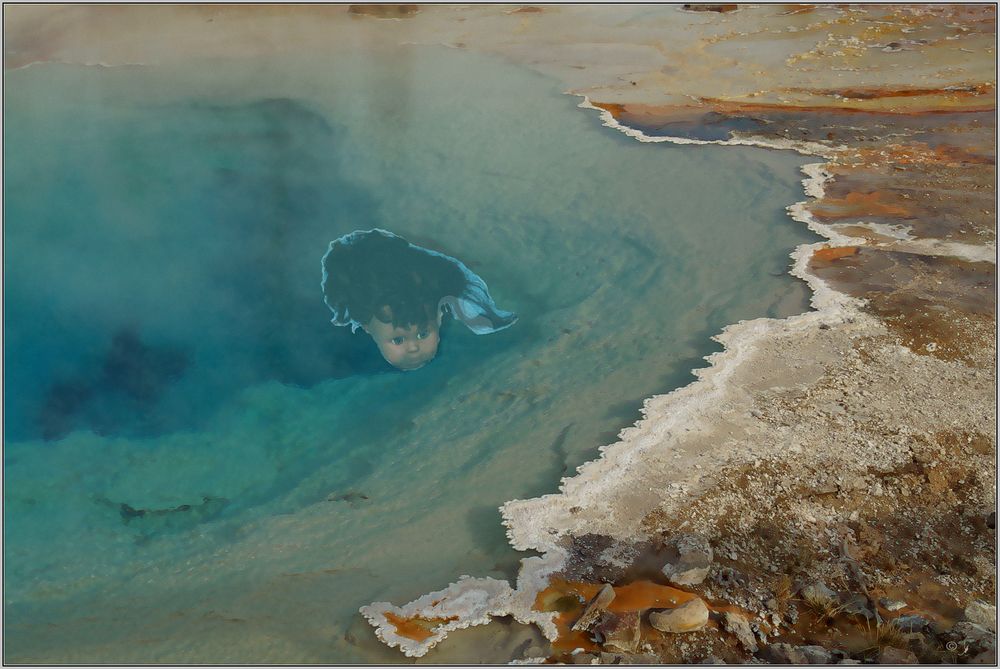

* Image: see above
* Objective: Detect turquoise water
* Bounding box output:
[3,46,815,663]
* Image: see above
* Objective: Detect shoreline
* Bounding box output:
[359,104,861,659]
[363,86,995,652]
[356,7,996,662]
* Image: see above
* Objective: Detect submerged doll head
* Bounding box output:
[362,304,443,371]
[323,228,519,371]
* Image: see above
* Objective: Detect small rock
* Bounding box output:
[713,567,747,589]
[661,533,714,586]
[800,581,838,604]
[879,598,907,612]
[949,621,996,652]
[698,656,726,664]
[649,597,709,633]
[593,611,641,654]
[828,648,850,662]
[965,599,997,632]
[563,535,648,584]
[877,646,918,664]
[809,482,839,496]
[571,651,599,664]
[891,614,930,632]
[800,645,834,664]
[721,611,758,653]
[841,594,875,620]
[572,584,615,632]
[760,643,808,664]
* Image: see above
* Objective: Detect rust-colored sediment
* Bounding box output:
[681,4,740,13]
[590,101,628,117]
[799,82,995,101]
[530,578,748,653]
[382,611,458,642]
[811,246,859,263]
[347,4,419,19]
[708,98,995,115]
[810,191,913,220]
[810,249,995,365]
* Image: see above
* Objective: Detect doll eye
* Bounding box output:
[416,330,429,340]
[391,336,404,345]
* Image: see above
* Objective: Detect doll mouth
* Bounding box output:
[397,358,429,371]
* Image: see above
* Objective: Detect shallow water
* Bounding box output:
[3,45,816,663]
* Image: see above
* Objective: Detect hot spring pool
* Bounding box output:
[3,45,817,662]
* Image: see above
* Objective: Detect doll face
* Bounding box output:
[364,312,442,371]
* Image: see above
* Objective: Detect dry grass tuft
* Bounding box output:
[774,574,793,603]
[801,589,850,623]
[768,574,794,615]
[858,617,913,657]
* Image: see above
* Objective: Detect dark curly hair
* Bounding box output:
[322,229,468,331]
